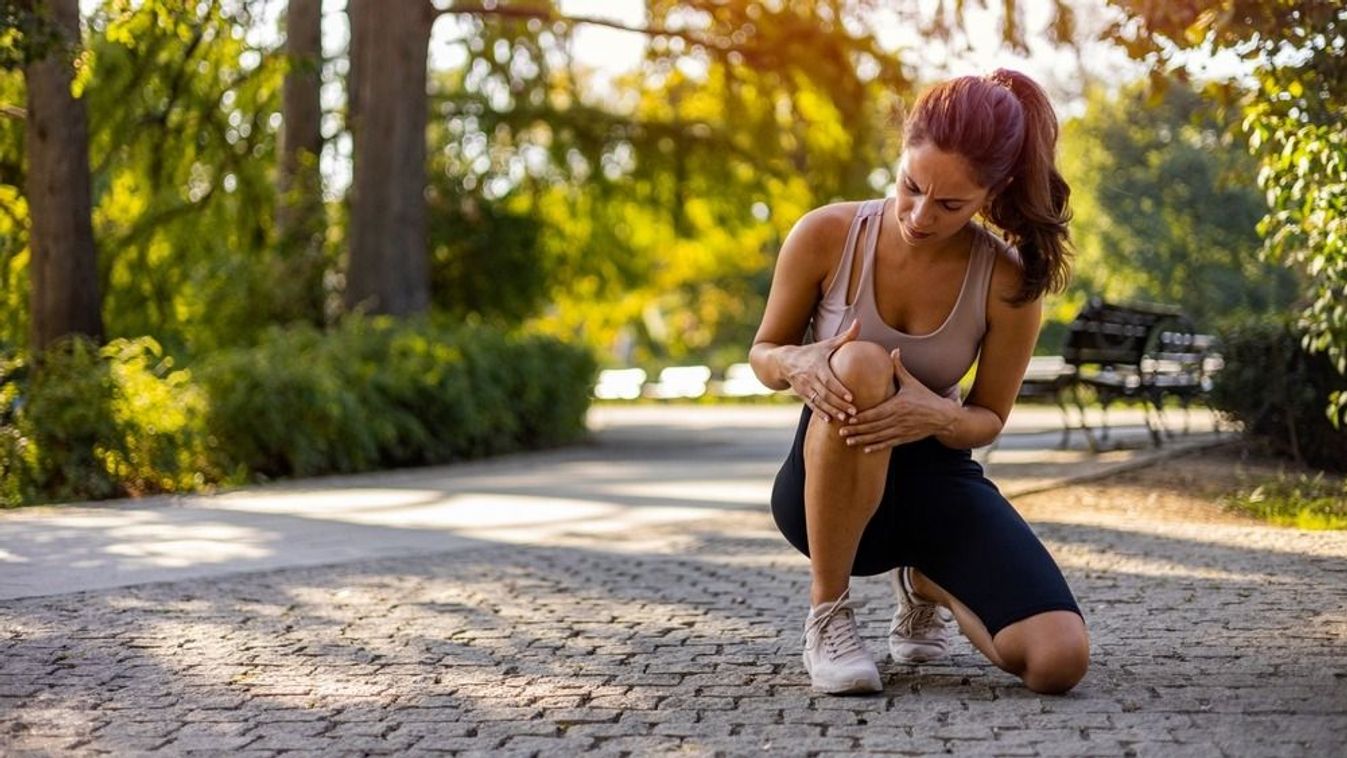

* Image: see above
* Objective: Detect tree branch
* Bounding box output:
[439,2,734,53]
[0,104,25,119]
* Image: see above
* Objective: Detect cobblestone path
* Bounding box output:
[3,497,1345,756]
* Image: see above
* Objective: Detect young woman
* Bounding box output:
[749,69,1089,695]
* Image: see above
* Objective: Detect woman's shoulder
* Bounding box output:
[793,200,866,241]
[972,223,1029,301]
[779,200,868,266]
[972,221,1019,262]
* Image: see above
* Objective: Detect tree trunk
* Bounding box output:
[276,0,327,326]
[343,0,435,317]
[23,0,103,351]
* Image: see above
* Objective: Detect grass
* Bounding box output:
[1223,470,1347,530]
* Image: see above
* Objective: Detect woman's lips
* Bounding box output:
[905,223,932,240]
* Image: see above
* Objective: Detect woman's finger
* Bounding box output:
[848,396,900,427]
[838,416,893,437]
[822,374,856,414]
[813,387,851,422]
[843,428,893,447]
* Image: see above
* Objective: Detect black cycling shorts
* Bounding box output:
[771,406,1083,636]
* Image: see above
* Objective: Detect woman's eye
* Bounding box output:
[942,203,964,211]
[904,182,921,194]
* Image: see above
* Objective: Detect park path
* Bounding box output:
[2,404,1344,756]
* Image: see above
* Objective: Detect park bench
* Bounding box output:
[594,368,647,400]
[715,362,775,397]
[643,365,713,399]
[1017,298,1218,452]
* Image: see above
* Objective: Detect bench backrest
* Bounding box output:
[1062,299,1192,370]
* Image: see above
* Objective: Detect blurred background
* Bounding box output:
[1,0,1343,505]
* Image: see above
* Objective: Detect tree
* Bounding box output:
[343,0,435,317]
[1060,80,1298,328]
[275,0,326,327]
[18,0,103,351]
[1103,0,1347,422]
[345,0,1070,327]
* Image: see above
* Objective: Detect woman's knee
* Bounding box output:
[995,612,1090,694]
[829,341,895,407]
[1021,635,1089,694]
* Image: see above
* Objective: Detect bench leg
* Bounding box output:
[1055,391,1073,449]
[1143,390,1175,446]
[1070,383,1099,453]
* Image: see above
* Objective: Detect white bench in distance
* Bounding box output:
[594,368,647,400]
[644,365,712,400]
[716,362,776,397]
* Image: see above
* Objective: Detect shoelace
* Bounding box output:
[895,601,944,640]
[802,587,866,659]
[893,568,950,640]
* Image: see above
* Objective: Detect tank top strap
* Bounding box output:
[821,203,870,307]
[852,198,887,304]
[968,225,1000,325]
[821,199,888,326]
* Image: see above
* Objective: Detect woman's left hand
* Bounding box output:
[838,348,958,453]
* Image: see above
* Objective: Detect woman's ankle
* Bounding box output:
[810,584,850,609]
[908,569,944,605]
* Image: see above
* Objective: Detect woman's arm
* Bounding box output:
[934,250,1043,449]
[750,206,862,421]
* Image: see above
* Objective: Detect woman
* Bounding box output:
[749,69,1089,695]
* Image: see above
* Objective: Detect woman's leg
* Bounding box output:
[804,340,897,607]
[910,570,1090,694]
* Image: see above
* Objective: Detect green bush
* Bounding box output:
[0,336,216,506]
[193,318,595,479]
[0,320,596,506]
[1209,318,1347,473]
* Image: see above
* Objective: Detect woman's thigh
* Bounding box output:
[904,461,1082,636]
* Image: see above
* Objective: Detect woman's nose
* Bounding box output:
[911,198,936,228]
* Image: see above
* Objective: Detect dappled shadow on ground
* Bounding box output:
[2,500,1346,755]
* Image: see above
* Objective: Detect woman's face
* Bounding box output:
[894,143,992,247]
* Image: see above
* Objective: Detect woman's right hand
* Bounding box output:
[781,318,861,422]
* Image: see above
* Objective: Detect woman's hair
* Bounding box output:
[903,68,1072,304]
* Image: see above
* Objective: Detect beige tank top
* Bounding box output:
[809,198,1001,399]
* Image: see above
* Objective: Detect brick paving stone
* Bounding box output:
[3,470,1347,756]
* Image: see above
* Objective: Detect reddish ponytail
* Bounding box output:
[904,69,1072,304]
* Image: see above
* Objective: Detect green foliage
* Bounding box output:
[1104,0,1347,428]
[196,318,596,479]
[0,2,64,70]
[1,321,595,506]
[0,1,314,356]
[429,1,913,366]
[1208,317,1347,473]
[1223,471,1347,531]
[425,192,549,325]
[0,335,216,506]
[1247,115,1347,422]
[1059,81,1297,330]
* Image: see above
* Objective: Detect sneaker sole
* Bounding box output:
[889,646,948,664]
[811,676,883,695]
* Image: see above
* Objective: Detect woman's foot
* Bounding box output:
[888,567,955,663]
[801,587,883,694]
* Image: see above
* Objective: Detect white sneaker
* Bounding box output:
[801,587,882,694]
[888,567,955,663]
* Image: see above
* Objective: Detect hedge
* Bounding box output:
[0,318,596,506]
[1208,317,1347,473]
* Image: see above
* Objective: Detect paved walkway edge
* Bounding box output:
[999,436,1234,498]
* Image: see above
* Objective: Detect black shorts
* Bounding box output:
[771,406,1082,636]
